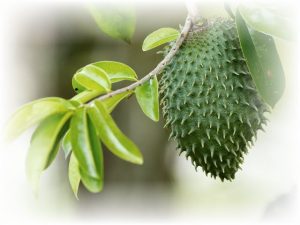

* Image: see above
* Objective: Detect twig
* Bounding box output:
[185,0,202,23]
[88,15,193,104]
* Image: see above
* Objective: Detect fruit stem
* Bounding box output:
[87,15,193,104]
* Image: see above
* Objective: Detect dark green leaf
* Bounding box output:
[135,76,159,121]
[62,130,72,159]
[6,97,73,141]
[102,91,133,113]
[26,112,72,193]
[238,3,296,41]
[68,153,81,199]
[88,101,143,165]
[70,107,103,193]
[88,4,136,43]
[236,9,285,107]
[142,28,179,51]
[72,65,111,93]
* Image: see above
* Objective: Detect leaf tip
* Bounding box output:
[153,116,160,122]
[134,154,144,165]
[73,191,80,200]
[123,37,132,44]
[26,171,41,198]
[141,45,149,52]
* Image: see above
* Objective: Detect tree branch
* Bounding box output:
[88,15,193,104]
[186,0,202,23]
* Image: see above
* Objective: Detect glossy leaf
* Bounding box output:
[71,90,102,104]
[236,10,285,107]
[135,76,159,121]
[68,153,81,199]
[102,91,133,113]
[76,61,137,83]
[62,130,72,159]
[142,28,179,51]
[70,107,103,193]
[6,97,73,141]
[238,3,296,41]
[88,101,143,165]
[72,65,111,93]
[26,112,72,193]
[88,4,136,43]
[92,61,138,83]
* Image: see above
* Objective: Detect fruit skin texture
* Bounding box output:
[160,18,269,181]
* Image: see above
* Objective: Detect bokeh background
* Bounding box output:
[0,0,299,224]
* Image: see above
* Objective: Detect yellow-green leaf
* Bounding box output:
[71,90,103,104]
[68,153,81,199]
[70,107,103,193]
[72,65,111,94]
[76,61,138,83]
[6,97,73,141]
[88,4,136,43]
[62,130,72,159]
[26,112,72,194]
[142,28,179,51]
[88,101,143,165]
[135,76,159,121]
[102,91,133,113]
[92,61,138,83]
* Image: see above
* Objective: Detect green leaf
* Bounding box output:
[70,107,103,193]
[76,61,137,83]
[238,3,296,41]
[68,153,81,199]
[142,28,179,51]
[62,130,72,159]
[26,112,72,194]
[88,101,143,165]
[71,90,102,104]
[6,97,73,141]
[102,91,133,113]
[135,76,159,121]
[236,10,285,108]
[88,4,136,43]
[91,61,138,83]
[72,65,111,93]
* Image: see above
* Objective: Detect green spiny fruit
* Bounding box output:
[160,18,269,181]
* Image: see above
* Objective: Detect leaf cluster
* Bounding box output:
[6,60,159,198]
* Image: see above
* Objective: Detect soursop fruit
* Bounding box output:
[160,18,269,181]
